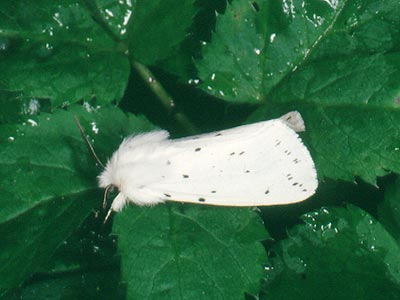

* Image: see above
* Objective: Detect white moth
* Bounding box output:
[99,111,317,214]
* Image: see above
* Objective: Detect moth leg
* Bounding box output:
[103,192,127,223]
[104,208,113,224]
[103,185,113,209]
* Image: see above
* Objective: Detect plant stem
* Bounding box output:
[132,61,198,134]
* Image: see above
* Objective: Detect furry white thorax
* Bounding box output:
[98,130,171,210]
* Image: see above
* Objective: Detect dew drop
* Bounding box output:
[270,33,276,43]
[0,37,9,51]
[27,119,38,127]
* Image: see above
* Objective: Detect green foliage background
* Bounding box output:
[1,0,400,299]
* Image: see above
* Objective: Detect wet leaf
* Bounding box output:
[114,204,268,300]
[0,104,155,292]
[262,205,400,300]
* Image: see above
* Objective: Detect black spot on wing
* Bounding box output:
[211,190,216,193]
[198,197,206,202]
[230,152,235,156]
[245,170,250,173]
[239,151,245,155]
[265,189,270,194]
[164,193,171,198]
[183,174,189,178]
[215,133,222,136]
[195,148,201,152]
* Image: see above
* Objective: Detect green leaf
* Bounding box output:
[196,0,265,102]
[0,104,155,292]
[113,203,268,300]
[1,212,123,300]
[262,205,400,300]
[5,221,123,300]
[196,0,400,105]
[250,104,400,184]
[0,193,98,295]
[0,0,130,106]
[128,0,197,65]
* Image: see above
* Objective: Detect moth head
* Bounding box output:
[98,164,114,189]
[97,150,123,190]
[98,162,124,221]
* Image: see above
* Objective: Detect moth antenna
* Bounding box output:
[74,116,105,169]
[103,185,113,209]
[104,208,113,224]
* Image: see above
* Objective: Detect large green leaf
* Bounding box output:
[0,104,155,292]
[0,0,130,106]
[262,205,400,299]
[113,204,268,300]
[196,0,400,105]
